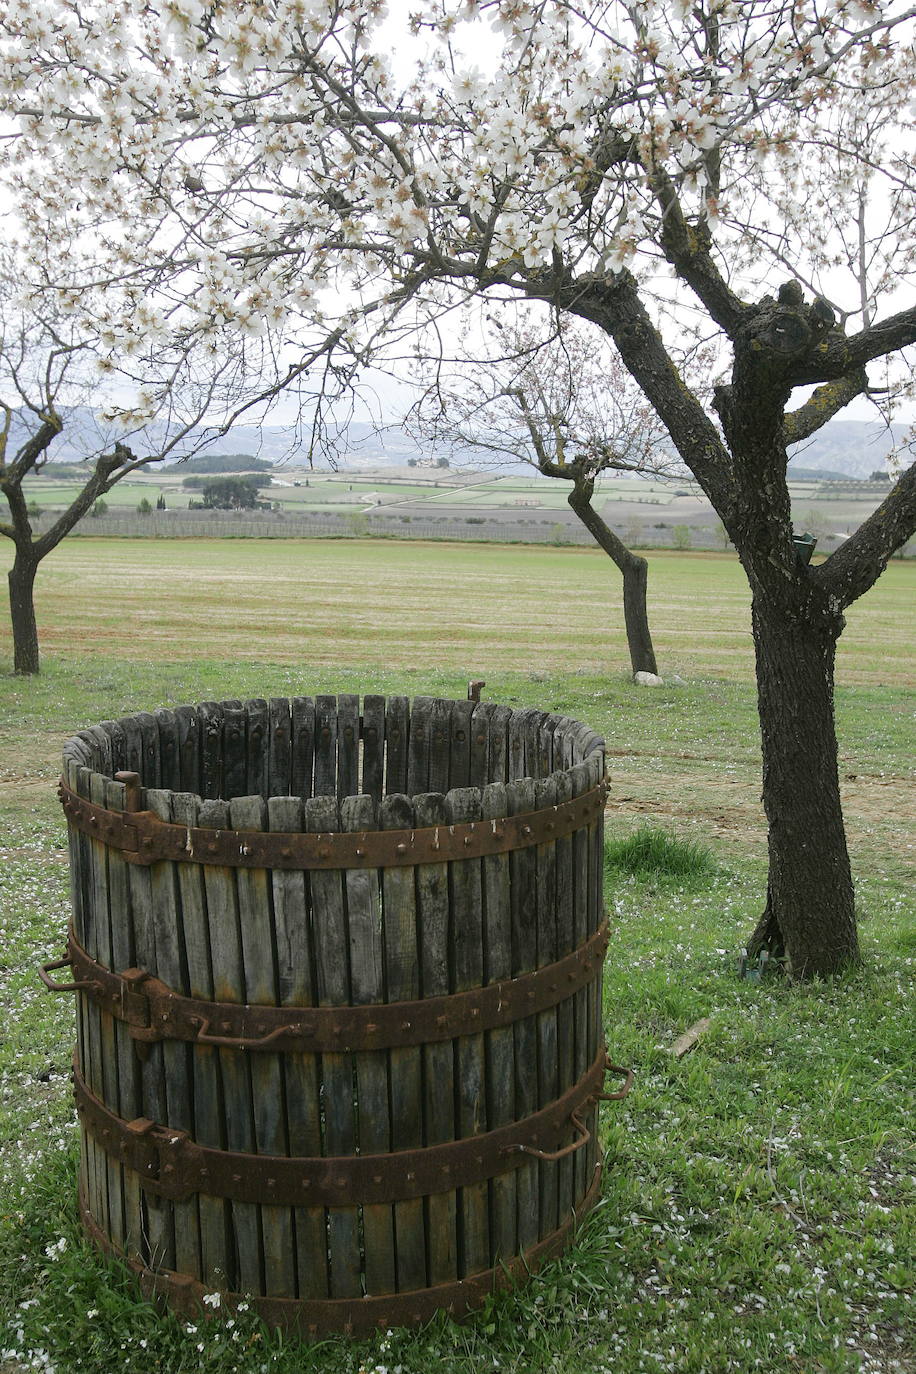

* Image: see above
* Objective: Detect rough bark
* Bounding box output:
[748,584,860,977]
[566,482,658,676]
[8,548,40,675]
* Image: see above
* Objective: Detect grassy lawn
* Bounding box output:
[0,539,913,1374]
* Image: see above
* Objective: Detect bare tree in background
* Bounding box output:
[410,315,693,676]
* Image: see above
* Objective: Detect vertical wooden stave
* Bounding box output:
[407,696,433,796]
[336,695,360,799]
[229,794,295,1299]
[444,785,489,1278]
[268,699,292,798]
[533,773,560,1242]
[313,696,338,797]
[222,704,248,801]
[198,702,224,801]
[174,705,200,794]
[155,709,180,791]
[341,793,396,1299]
[291,696,316,799]
[552,767,577,1224]
[568,757,592,1207]
[468,701,494,791]
[103,775,143,1262]
[447,699,474,790]
[584,746,606,1189]
[384,695,409,796]
[360,695,386,806]
[88,770,119,1252]
[427,697,451,793]
[480,779,516,1264]
[507,774,539,1252]
[244,700,270,797]
[413,792,458,1289]
[199,796,260,1297]
[148,786,202,1283]
[305,793,362,1299]
[378,793,426,1294]
[267,795,328,1302]
[172,790,231,1291]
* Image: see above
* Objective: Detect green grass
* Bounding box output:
[0,538,913,1374]
[604,825,718,883]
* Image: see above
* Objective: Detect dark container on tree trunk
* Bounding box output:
[43,694,630,1336]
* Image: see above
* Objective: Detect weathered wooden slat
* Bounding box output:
[244,700,270,798]
[290,696,316,800]
[172,790,230,1290]
[384,695,409,795]
[379,793,426,1293]
[342,794,396,1297]
[407,696,433,796]
[199,796,259,1296]
[507,775,539,1251]
[155,709,180,791]
[222,704,248,801]
[230,793,295,1299]
[267,795,327,1302]
[507,707,526,783]
[447,698,474,790]
[198,703,224,801]
[268,699,292,798]
[480,779,516,1262]
[122,769,167,1271]
[468,701,494,792]
[336,695,360,800]
[552,767,576,1223]
[360,695,386,806]
[99,719,127,777]
[568,759,592,1206]
[305,793,361,1299]
[174,706,201,795]
[313,696,338,798]
[103,776,143,1261]
[445,786,489,1278]
[149,785,202,1282]
[427,697,451,793]
[89,772,121,1253]
[584,750,605,1188]
[413,791,457,1289]
[533,774,559,1241]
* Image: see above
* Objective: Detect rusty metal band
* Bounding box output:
[73,1047,608,1206]
[58,776,607,870]
[79,1160,603,1334]
[54,919,608,1053]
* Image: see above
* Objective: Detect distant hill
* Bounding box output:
[16,403,912,481]
[787,420,911,479]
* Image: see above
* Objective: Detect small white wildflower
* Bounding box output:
[202,1291,221,1308]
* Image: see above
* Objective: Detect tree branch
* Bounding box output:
[648,167,750,337]
[815,457,916,608]
[789,305,916,386]
[783,368,869,445]
[529,268,736,516]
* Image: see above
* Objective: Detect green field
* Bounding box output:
[0,538,913,1374]
[24,468,893,535]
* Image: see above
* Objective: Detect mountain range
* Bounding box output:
[14,406,912,481]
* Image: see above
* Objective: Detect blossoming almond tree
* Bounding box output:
[3,0,915,975]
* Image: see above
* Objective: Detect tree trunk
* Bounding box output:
[620,554,658,677]
[8,550,40,674]
[749,591,860,977]
[567,485,658,676]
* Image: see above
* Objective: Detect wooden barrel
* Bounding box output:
[44,694,627,1335]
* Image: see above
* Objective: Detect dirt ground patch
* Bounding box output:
[605,760,916,863]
